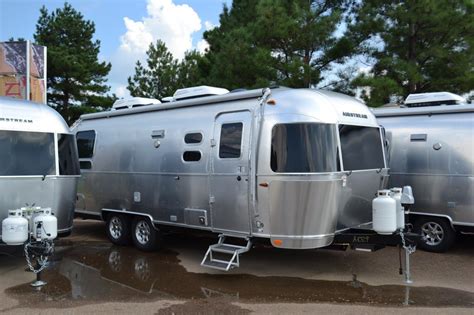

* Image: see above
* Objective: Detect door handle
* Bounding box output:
[237,176,242,181]
[174,176,180,180]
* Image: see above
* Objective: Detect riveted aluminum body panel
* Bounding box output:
[74,88,388,248]
[375,105,474,228]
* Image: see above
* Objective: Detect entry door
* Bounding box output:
[210,111,252,234]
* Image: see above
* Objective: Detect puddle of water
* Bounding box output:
[4,240,474,310]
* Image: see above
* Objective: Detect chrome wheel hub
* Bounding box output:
[135,221,151,245]
[109,217,123,239]
[421,222,444,246]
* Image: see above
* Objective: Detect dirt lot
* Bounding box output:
[1,219,473,314]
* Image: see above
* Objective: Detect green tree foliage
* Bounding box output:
[34,2,114,123]
[348,0,474,107]
[202,0,350,90]
[127,40,206,99]
[203,1,274,90]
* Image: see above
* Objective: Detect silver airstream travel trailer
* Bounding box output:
[0,97,80,243]
[375,95,473,252]
[73,87,391,270]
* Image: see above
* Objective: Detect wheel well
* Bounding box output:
[409,214,455,230]
[101,210,157,229]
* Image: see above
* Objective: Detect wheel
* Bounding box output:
[105,214,131,245]
[131,217,162,251]
[414,217,456,252]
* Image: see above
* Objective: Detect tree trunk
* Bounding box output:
[303,49,311,88]
[408,16,417,93]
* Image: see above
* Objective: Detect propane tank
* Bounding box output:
[1,209,28,245]
[372,190,397,235]
[33,208,57,241]
[390,187,405,230]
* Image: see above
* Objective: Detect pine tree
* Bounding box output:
[34,2,113,123]
[127,40,205,99]
[202,0,350,89]
[348,0,474,106]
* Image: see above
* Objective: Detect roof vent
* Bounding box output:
[112,97,161,110]
[404,92,466,108]
[172,86,229,101]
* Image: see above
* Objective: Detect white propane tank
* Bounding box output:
[372,190,397,235]
[33,208,57,241]
[390,187,405,230]
[1,209,28,245]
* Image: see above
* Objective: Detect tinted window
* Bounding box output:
[0,131,55,176]
[183,151,201,162]
[339,125,385,171]
[58,134,80,175]
[271,123,339,173]
[219,123,243,159]
[184,133,203,144]
[76,130,95,158]
[79,161,92,169]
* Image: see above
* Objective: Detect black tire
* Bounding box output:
[414,216,456,253]
[105,214,132,245]
[131,217,162,252]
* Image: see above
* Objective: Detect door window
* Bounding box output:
[219,123,243,159]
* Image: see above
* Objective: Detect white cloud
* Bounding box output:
[115,85,129,98]
[196,39,209,54]
[204,20,216,31]
[119,0,201,60]
[108,0,204,99]
[357,65,373,75]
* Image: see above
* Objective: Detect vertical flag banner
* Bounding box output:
[0,41,47,103]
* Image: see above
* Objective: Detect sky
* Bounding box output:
[0,0,232,98]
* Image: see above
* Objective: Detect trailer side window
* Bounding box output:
[0,131,55,176]
[76,130,96,159]
[339,125,385,171]
[79,161,92,169]
[271,123,339,173]
[184,132,203,144]
[219,123,243,159]
[183,151,201,162]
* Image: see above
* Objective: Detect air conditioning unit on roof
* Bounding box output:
[112,97,161,110]
[172,86,229,101]
[404,92,466,107]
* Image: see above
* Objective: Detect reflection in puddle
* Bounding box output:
[5,241,474,309]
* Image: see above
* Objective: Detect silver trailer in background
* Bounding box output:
[375,104,474,252]
[73,87,391,270]
[0,97,80,242]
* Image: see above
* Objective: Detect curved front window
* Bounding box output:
[271,123,340,173]
[0,130,55,176]
[58,134,80,175]
[339,125,385,170]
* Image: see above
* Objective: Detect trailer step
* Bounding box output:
[201,235,252,271]
[352,243,385,252]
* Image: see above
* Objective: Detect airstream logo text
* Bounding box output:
[0,117,33,123]
[343,112,368,119]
